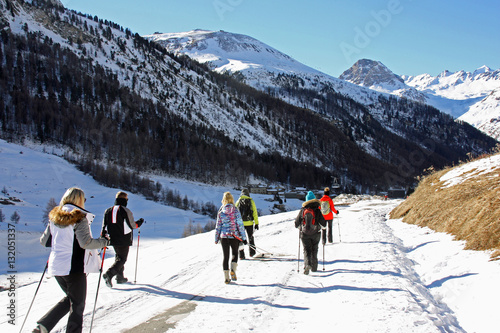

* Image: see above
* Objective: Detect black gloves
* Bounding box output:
[100,234,110,246]
[243,240,248,245]
[336,211,339,215]
[254,224,259,230]
[136,218,144,227]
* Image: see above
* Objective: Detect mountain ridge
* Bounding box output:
[341,58,500,140]
[0,1,497,195]
[147,29,497,157]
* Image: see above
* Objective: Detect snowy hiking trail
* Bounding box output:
[11,199,488,332]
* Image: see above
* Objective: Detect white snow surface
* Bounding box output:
[439,153,500,188]
[458,88,500,140]
[1,140,500,332]
[402,68,500,136]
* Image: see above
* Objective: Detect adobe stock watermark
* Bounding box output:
[339,0,411,64]
[213,0,244,21]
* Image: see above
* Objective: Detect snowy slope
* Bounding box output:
[342,59,500,139]
[144,30,388,109]
[0,2,301,159]
[403,66,500,101]
[458,88,500,140]
[2,140,500,332]
[402,67,500,138]
[146,30,500,146]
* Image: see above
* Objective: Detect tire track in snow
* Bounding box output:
[365,208,465,332]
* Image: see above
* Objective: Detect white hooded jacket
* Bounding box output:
[40,204,108,276]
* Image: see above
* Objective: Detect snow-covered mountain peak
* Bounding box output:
[144,29,305,75]
[473,65,493,76]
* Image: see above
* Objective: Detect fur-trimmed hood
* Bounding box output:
[302,199,320,209]
[49,205,86,227]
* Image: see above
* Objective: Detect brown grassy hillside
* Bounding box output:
[390,151,500,259]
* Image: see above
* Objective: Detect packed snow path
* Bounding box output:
[13,199,492,332]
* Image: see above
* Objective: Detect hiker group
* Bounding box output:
[214,187,338,284]
[30,185,336,332]
[31,188,143,333]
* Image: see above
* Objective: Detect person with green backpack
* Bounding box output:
[235,188,259,258]
[319,187,339,244]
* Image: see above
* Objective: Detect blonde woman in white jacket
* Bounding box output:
[34,187,109,333]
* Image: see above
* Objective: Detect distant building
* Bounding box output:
[388,188,406,198]
[247,184,267,194]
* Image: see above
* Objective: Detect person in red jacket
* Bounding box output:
[319,187,339,244]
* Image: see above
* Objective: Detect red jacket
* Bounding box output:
[319,195,338,220]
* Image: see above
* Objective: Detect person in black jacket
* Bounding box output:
[295,191,326,275]
[101,191,143,287]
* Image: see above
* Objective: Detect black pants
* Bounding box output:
[239,225,255,258]
[106,245,130,279]
[322,219,333,244]
[301,232,321,272]
[221,238,240,270]
[38,273,87,333]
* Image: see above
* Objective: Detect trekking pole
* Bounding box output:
[337,217,342,242]
[250,244,273,255]
[90,246,107,333]
[19,261,48,333]
[323,242,325,271]
[297,231,301,273]
[134,227,141,284]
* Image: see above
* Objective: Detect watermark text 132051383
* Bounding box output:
[7,223,17,325]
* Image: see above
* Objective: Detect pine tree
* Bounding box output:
[43,198,57,226]
[10,211,20,224]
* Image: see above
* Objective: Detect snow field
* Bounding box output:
[5,198,500,332]
[2,138,500,332]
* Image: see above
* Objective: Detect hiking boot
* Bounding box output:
[103,272,113,288]
[32,324,48,333]
[304,265,310,275]
[116,276,128,284]
[224,270,231,284]
[230,262,238,281]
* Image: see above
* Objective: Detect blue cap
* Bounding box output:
[306,191,316,201]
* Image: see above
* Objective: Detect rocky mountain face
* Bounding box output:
[339,59,426,103]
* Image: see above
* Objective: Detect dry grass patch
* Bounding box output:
[390,152,500,259]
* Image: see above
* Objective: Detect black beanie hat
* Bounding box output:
[115,197,128,207]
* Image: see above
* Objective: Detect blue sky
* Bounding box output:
[61,0,500,77]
